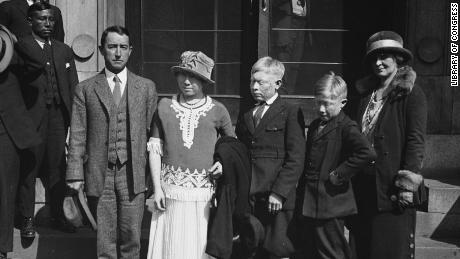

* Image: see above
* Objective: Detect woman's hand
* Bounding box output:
[153,187,166,211]
[208,161,223,179]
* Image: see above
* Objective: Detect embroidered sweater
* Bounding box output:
[151,95,235,190]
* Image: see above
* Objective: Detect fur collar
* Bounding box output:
[356,66,416,99]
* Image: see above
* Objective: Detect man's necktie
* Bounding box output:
[253,102,266,127]
[317,120,327,134]
[113,75,122,106]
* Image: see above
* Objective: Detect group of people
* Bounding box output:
[0,1,427,259]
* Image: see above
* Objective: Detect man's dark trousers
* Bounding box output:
[17,102,68,219]
[296,217,351,259]
[0,123,21,253]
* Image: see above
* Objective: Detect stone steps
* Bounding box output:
[417,211,460,239]
[7,227,460,259]
[8,225,151,259]
[415,236,460,259]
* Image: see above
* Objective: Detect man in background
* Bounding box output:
[14,1,78,237]
[0,0,64,41]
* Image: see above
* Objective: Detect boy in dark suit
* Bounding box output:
[236,57,306,259]
[295,72,376,259]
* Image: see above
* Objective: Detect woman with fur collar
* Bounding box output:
[348,31,427,259]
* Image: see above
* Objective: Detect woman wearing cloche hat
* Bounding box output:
[348,31,427,259]
[146,51,235,259]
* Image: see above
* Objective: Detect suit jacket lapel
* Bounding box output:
[127,70,141,140]
[244,108,255,134]
[357,92,372,128]
[20,35,47,65]
[254,96,283,134]
[93,72,112,115]
[313,112,344,141]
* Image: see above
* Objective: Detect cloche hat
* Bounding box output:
[0,25,15,73]
[365,31,413,63]
[171,51,215,85]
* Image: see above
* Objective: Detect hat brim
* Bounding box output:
[365,46,413,64]
[0,27,14,73]
[171,66,215,85]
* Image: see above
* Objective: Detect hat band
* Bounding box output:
[368,39,404,52]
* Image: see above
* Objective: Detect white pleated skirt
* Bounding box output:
[147,183,215,259]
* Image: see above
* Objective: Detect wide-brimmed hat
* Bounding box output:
[0,24,15,73]
[171,51,215,84]
[63,188,97,230]
[365,31,413,63]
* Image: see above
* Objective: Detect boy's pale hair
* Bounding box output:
[314,71,348,99]
[251,56,285,79]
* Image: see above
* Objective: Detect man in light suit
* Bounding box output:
[235,57,306,259]
[66,25,158,259]
[0,0,65,42]
[14,2,78,237]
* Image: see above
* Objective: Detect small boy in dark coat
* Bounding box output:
[295,72,376,259]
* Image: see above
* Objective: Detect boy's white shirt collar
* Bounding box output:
[253,92,278,118]
[264,92,279,105]
[105,67,128,94]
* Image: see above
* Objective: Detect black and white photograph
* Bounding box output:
[0,0,457,258]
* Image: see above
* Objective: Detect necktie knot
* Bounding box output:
[253,102,266,127]
[113,75,121,83]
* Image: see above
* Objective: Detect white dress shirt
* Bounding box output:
[253,92,278,118]
[105,67,127,95]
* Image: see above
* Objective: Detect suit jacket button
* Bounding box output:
[370,160,376,164]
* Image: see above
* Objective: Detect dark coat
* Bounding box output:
[351,66,427,212]
[235,96,305,256]
[14,35,78,128]
[0,0,65,41]
[66,71,158,197]
[206,136,252,259]
[296,111,376,219]
[0,68,40,149]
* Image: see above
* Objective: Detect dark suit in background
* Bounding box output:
[0,67,41,254]
[15,34,78,223]
[236,96,306,258]
[0,0,65,41]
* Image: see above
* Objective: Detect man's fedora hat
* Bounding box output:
[171,51,215,85]
[0,25,15,73]
[365,31,413,63]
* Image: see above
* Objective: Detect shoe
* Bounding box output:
[51,217,76,233]
[20,217,35,238]
[0,251,7,259]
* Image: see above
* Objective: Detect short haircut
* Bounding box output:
[100,25,130,47]
[314,71,347,99]
[251,56,285,79]
[27,1,53,18]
